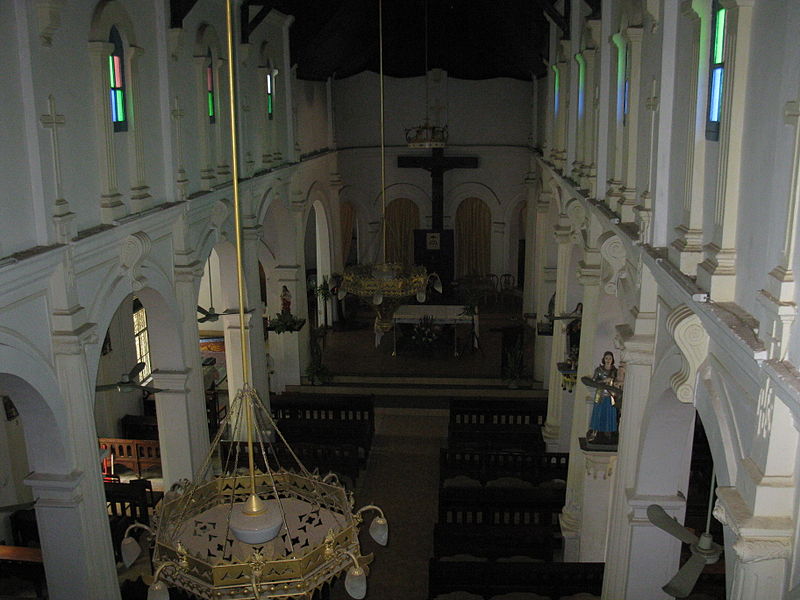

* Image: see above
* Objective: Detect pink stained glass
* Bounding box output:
[207,67,213,92]
[114,55,122,88]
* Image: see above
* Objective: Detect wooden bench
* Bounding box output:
[99,437,161,478]
[448,399,546,453]
[433,523,556,562]
[440,449,569,486]
[438,485,565,528]
[427,560,605,599]
[271,394,375,464]
[219,439,363,487]
[0,545,45,599]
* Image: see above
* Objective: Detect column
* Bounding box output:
[619,27,643,223]
[521,172,539,317]
[149,370,198,485]
[669,3,709,274]
[242,225,270,400]
[714,487,791,600]
[697,0,754,301]
[581,20,602,196]
[533,189,553,383]
[543,220,572,449]
[601,275,657,598]
[125,45,152,213]
[757,100,800,360]
[559,260,601,560]
[579,450,618,561]
[266,265,306,392]
[606,33,626,213]
[48,328,121,599]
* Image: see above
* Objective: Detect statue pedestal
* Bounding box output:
[578,438,617,562]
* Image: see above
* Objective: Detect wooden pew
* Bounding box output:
[448,399,546,453]
[438,485,565,528]
[433,523,555,562]
[439,449,569,487]
[427,560,605,599]
[271,393,375,464]
[0,545,45,599]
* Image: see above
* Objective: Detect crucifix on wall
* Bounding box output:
[398,148,478,285]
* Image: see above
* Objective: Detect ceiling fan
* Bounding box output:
[197,260,253,323]
[95,362,163,394]
[647,471,722,598]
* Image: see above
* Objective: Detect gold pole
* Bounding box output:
[225,0,258,499]
[379,0,386,263]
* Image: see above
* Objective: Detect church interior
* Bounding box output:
[1,1,799,599]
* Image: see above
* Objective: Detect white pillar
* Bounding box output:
[579,449,618,561]
[543,221,572,449]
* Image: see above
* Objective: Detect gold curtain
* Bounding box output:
[455,197,491,278]
[340,201,355,265]
[385,198,419,267]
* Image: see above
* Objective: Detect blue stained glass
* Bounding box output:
[110,89,118,121]
[709,67,723,122]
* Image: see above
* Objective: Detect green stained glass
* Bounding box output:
[116,90,125,121]
[714,9,726,64]
[108,56,115,86]
[208,92,214,117]
[268,95,273,115]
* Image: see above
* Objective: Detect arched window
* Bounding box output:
[132,298,151,381]
[455,197,491,278]
[266,68,276,121]
[386,198,419,267]
[706,2,726,141]
[109,26,127,132]
[206,48,216,125]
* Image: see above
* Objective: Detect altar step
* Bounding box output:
[285,375,547,399]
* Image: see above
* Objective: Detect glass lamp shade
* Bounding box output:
[416,291,426,303]
[147,580,170,600]
[338,288,347,300]
[344,565,367,599]
[372,293,383,305]
[120,535,142,568]
[228,494,283,544]
[369,516,389,546]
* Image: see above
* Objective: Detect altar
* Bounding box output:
[392,305,479,356]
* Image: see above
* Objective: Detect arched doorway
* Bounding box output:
[455,197,491,278]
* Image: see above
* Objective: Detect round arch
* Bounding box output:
[89,0,137,44]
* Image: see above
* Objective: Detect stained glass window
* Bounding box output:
[109,26,127,132]
[623,43,631,125]
[706,3,726,140]
[266,70,275,121]
[132,298,151,382]
[207,49,216,125]
[552,65,560,117]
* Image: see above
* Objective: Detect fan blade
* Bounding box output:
[197,305,210,316]
[137,385,164,394]
[198,314,211,323]
[0,501,36,512]
[221,308,254,315]
[96,383,119,392]
[663,551,707,598]
[647,504,699,545]
[128,362,146,380]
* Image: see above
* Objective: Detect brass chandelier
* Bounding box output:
[120,2,388,598]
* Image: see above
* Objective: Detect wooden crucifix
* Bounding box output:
[397,148,478,231]
[398,148,478,285]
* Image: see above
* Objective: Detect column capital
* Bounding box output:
[242,224,264,241]
[583,451,618,480]
[615,324,655,366]
[150,368,192,392]
[52,322,98,355]
[554,224,572,244]
[174,260,205,283]
[24,470,84,508]
[577,262,602,286]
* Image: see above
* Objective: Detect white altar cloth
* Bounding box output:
[392,305,479,355]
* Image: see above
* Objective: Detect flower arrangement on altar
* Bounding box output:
[411,315,439,350]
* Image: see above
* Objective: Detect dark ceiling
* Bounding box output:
[243,1,571,81]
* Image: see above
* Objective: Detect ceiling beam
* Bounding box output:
[533,0,567,33]
[241,1,272,44]
[170,0,200,29]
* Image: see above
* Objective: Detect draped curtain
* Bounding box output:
[455,197,491,278]
[385,198,419,267]
[340,201,356,265]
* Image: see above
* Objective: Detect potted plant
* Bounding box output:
[267,311,306,333]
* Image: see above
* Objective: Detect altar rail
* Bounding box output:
[99,437,161,478]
